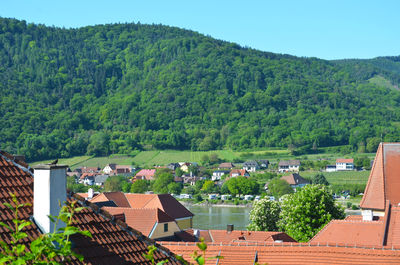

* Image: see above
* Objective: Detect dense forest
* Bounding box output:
[1,17,400,161]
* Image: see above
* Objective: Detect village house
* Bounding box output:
[103,207,181,240]
[78,172,98,185]
[90,192,194,232]
[229,169,250,178]
[211,170,229,181]
[336,158,354,171]
[0,151,181,264]
[167,162,180,170]
[183,176,201,186]
[179,162,191,172]
[280,173,310,190]
[278,160,301,172]
[134,168,156,180]
[218,162,235,170]
[94,174,109,186]
[78,166,101,174]
[103,163,134,176]
[258,159,269,169]
[242,160,260,172]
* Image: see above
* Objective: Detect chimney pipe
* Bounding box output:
[227,224,234,232]
[88,188,94,200]
[33,164,68,233]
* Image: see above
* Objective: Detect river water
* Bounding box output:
[185,204,360,231]
[186,205,251,230]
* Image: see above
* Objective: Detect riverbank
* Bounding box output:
[179,200,252,208]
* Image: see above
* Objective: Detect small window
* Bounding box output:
[164,223,168,232]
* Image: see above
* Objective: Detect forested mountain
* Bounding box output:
[1,17,400,161]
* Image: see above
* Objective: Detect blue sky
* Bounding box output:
[1,0,399,60]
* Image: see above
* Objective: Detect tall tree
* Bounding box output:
[278,185,345,242]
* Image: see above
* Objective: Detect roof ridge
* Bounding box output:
[0,150,33,175]
[360,143,385,209]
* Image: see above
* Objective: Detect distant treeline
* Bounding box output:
[1,17,400,161]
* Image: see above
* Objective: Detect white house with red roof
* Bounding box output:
[336,158,354,171]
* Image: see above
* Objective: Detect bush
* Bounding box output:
[346,202,352,209]
[194,194,203,202]
[351,204,359,210]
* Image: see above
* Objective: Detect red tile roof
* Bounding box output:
[229,169,249,177]
[125,193,194,219]
[309,219,385,246]
[162,243,400,265]
[360,143,400,210]
[0,151,182,264]
[336,158,354,163]
[91,191,131,207]
[135,169,156,180]
[207,230,296,244]
[103,207,175,236]
[386,206,400,247]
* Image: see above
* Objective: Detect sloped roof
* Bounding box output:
[91,191,131,208]
[336,158,354,163]
[125,193,194,219]
[218,162,234,168]
[162,243,400,265]
[309,219,385,246]
[0,151,182,264]
[91,192,194,220]
[103,207,175,236]
[229,169,249,177]
[208,230,296,243]
[135,169,156,180]
[386,206,400,246]
[280,173,309,185]
[360,143,400,210]
[243,160,259,167]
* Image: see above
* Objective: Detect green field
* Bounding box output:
[299,170,370,185]
[132,150,239,166]
[30,148,375,174]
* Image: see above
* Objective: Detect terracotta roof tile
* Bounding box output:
[386,206,400,246]
[0,151,183,264]
[309,219,385,246]
[207,230,296,243]
[90,191,131,207]
[336,158,354,163]
[135,169,156,180]
[103,207,175,236]
[162,243,400,265]
[360,143,400,210]
[124,193,194,219]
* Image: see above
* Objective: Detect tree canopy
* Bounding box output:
[278,185,345,242]
[247,198,280,231]
[267,178,293,198]
[1,18,400,161]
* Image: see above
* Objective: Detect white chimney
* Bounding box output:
[362,209,373,221]
[33,164,68,233]
[88,188,94,200]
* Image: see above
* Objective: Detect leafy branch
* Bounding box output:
[0,193,92,264]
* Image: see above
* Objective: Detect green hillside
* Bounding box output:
[1,17,400,161]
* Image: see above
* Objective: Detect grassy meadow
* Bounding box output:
[299,170,370,186]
